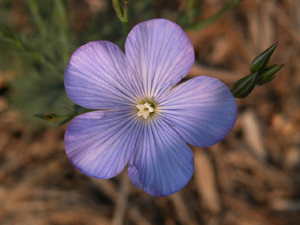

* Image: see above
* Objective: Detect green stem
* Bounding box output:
[112,0,130,36]
[121,1,129,36]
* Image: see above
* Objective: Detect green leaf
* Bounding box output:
[25,0,47,37]
[188,0,242,30]
[34,113,58,121]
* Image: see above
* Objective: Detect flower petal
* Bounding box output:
[65,110,141,179]
[125,19,194,101]
[65,41,141,109]
[160,76,237,147]
[128,118,194,196]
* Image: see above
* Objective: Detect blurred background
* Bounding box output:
[0,0,300,224]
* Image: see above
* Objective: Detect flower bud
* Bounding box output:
[257,64,284,85]
[112,0,124,20]
[231,73,258,98]
[250,43,277,73]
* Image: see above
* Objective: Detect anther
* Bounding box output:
[136,102,154,119]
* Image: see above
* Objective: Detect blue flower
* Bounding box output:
[64,19,237,196]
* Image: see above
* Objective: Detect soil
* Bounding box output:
[1,0,300,224]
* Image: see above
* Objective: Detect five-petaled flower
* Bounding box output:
[64,19,237,196]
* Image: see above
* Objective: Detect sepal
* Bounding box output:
[257,64,284,85]
[231,73,258,98]
[250,43,277,73]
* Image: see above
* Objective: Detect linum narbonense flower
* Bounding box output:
[64,19,237,196]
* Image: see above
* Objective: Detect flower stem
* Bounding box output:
[112,0,130,36]
[121,1,129,36]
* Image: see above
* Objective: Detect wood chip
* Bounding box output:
[194,149,221,213]
[241,110,268,162]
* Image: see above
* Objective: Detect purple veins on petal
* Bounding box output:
[64,18,238,197]
[64,41,142,110]
[159,76,237,147]
[125,19,195,100]
[65,110,141,179]
[128,117,194,197]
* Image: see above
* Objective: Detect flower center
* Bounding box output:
[136,102,154,119]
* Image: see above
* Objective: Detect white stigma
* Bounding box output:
[136,102,154,119]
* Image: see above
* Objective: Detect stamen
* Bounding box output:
[136,102,154,119]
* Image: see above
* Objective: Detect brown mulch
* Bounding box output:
[1,0,300,224]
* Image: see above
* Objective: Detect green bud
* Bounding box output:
[250,43,277,73]
[231,73,258,98]
[257,64,284,85]
[34,113,57,121]
[112,0,124,20]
